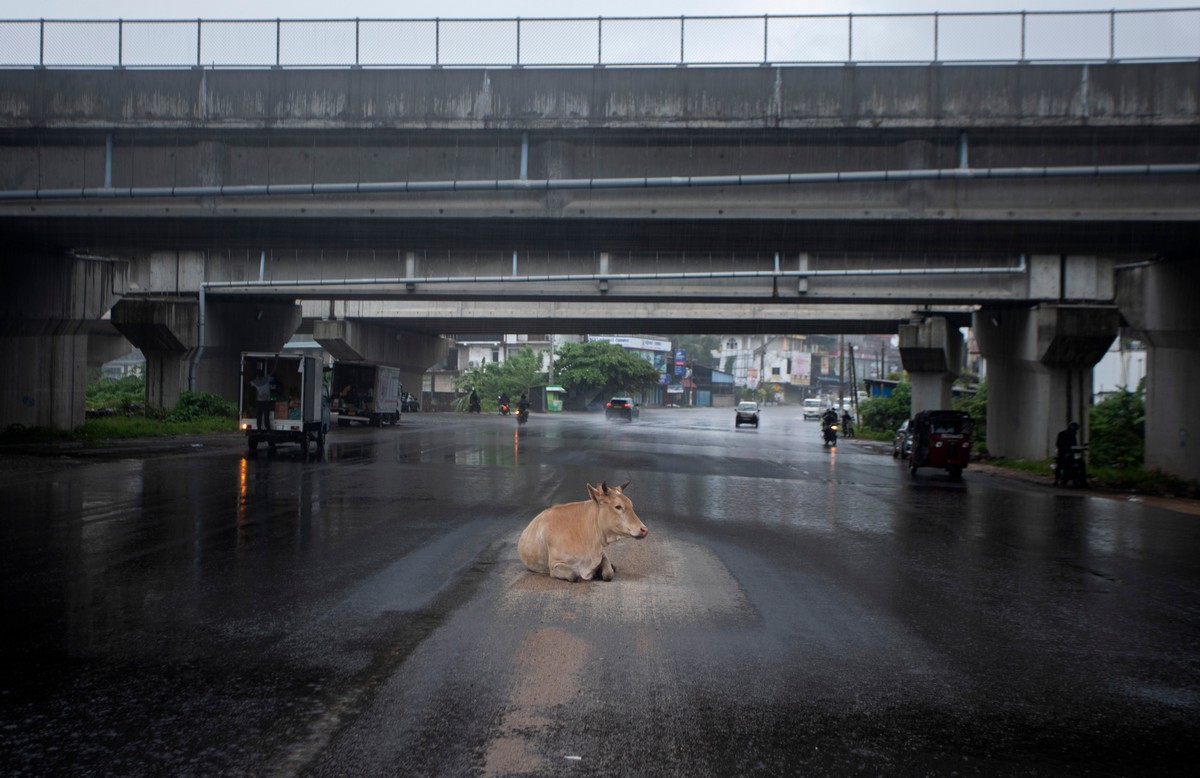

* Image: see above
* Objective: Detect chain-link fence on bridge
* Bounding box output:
[1,9,1198,69]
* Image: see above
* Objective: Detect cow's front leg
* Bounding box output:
[599,554,615,581]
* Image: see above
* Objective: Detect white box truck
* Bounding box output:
[329,362,402,426]
[239,352,328,456]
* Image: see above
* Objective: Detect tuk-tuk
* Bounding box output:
[908,410,973,480]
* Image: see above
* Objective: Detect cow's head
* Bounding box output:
[588,480,649,541]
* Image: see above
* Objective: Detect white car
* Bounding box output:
[802,399,822,420]
[735,401,760,428]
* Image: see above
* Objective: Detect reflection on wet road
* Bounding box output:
[2,407,1198,776]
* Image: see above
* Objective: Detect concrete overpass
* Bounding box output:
[1,56,1197,478]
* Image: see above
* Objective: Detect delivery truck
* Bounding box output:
[329,362,402,426]
[239,352,328,456]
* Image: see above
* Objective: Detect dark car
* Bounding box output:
[892,419,912,459]
[605,397,639,421]
[735,401,760,428]
[401,393,420,412]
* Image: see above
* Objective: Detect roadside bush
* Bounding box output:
[954,379,988,454]
[858,382,911,435]
[164,391,238,423]
[86,374,145,414]
[1088,383,1144,470]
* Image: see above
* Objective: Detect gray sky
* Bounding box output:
[25,0,1200,20]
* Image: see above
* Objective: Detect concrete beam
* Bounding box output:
[112,297,300,408]
[1116,259,1200,481]
[313,318,448,395]
[309,299,958,337]
[4,63,1198,130]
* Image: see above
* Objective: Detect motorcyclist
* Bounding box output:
[841,410,854,437]
[1054,421,1080,485]
[517,393,530,420]
[498,392,510,415]
[468,389,480,413]
[821,407,839,444]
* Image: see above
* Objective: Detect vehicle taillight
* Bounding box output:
[606,402,612,407]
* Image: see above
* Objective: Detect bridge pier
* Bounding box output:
[0,252,125,431]
[1116,259,1200,482]
[313,319,449,398]
[112,298,300,409]
[87,325,135,371]
[974,305,1119,461]
[898,316,963,415]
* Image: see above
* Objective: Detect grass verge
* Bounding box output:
[2,415,237,445]
[985,456,1198,499]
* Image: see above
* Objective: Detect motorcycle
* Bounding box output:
[516,407,529,426]
[822,421,838,447]
[1054,445,1088,487]
[468,398,481,414]
[498,402,510,416]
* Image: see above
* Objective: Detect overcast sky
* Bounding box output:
[26,0,1200,20]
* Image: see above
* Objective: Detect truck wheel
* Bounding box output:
[949,467,963,481]
[248,438,258,455]
[317,430,326,452]
[909,461,918,478]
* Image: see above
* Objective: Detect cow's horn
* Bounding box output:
[618,480,631,490]
[600,480,609,493]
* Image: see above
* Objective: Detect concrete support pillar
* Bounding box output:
[86,325,136,373]
[0,252,125,431]
[313,319,449,396]
[1117,259,1200,481]
[898,316,963,415]
[112,297,300,409]
[198,299,302,401]
[111,298,198,410]
[974,305,1119,460]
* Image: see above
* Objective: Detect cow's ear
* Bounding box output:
[618,480,631,491]
[587,483,600,501]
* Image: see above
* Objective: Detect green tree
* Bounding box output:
[454,346,546,411]
[1089,382,1144,469]
[553,340,661,408]
[858,382,912,434]
[670,335,721,369]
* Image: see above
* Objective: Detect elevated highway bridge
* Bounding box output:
[1,17,1197,477]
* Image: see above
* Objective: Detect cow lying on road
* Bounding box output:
[518,481,649,582]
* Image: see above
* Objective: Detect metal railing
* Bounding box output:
[1,9,1198,69]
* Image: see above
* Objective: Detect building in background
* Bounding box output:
[1093,335,1147,401]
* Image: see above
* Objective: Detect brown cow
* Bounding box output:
[518,481,649,582]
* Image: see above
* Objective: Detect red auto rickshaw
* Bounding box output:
[908,410,973,480]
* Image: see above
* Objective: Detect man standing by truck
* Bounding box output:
[251,369,274,431]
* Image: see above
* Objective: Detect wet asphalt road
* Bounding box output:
[2,406,1198,777]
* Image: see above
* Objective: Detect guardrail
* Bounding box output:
[1,9,1198,69]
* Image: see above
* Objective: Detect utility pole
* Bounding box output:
[838,334,846,411]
